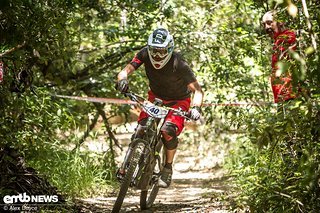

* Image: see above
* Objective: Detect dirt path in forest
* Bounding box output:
[78,132,234,213]
[79,170,231,213]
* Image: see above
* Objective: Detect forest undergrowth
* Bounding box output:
[226,99,320,213]
[1,0,320,212]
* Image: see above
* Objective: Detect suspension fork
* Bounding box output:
[120,116,153,172]
[120,137,148,172]
[120,146,133,172]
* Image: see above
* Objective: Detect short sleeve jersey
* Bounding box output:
[130,47,197,100]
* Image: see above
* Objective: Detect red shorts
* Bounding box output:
[138,90,191,136]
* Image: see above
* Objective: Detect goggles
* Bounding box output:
[148,46,168,58]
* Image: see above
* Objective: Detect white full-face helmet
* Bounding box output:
[147,28,174,69]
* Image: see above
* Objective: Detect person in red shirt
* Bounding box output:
[116,28,204,188]
[262,11,298,103]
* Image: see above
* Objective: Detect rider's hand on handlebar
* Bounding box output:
[189,106,201,121]
[116,79,129,93]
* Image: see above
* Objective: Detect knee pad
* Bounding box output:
[162,137,178,150]
[161,122,178,150]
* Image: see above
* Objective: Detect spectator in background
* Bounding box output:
[262,10,299,103]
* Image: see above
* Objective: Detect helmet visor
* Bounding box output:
[148,46,168,59]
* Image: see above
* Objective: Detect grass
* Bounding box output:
[26,141,116,199]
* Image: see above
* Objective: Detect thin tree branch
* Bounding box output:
[273,191,304,208]
[73,111,100,151]
[68,45,144,83]
[0,41,26,57]
[96,104,122,151]
[94,102,121,171]
[78,39,145,54]
[301,0,317,51]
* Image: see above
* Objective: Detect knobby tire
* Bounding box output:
[140,184,160,210]
[140,143,164,210]
[112,142,145,213]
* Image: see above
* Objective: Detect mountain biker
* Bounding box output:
[262,10,299,103]
[116,28,204,188]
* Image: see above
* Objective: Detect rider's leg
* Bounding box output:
[164,149,176,166]
[161,125,178,166]
[158,122,179,188]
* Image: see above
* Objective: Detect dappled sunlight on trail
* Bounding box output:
[77,131,234,212]
[78,167,231,212]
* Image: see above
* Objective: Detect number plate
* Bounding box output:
[144,103,168,118]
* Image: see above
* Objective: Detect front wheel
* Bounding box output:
[112,141,145,213]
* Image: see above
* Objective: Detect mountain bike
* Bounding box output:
[112,92,192,212]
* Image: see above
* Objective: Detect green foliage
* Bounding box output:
[27,142,114,197]
[0,89,74,148]
[228,100,320,212]
[221,1,320,212]
[0,0,162,199]
[1,0,320,210]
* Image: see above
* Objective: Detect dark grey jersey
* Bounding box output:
[130,47,197,100]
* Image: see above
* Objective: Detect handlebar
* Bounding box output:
[124,92,144,103]
[124,92,193,120]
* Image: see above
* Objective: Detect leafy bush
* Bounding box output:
[227,99,320,212]
[0,88,115,198]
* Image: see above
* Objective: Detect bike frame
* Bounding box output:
[125,95,170,189]
[112,92,190,212]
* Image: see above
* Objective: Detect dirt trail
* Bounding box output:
[78,132,233,213]
[76,124,231,213]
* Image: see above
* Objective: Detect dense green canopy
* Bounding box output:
[1,0,319,211]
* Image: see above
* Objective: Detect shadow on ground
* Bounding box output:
[77,169,232,213]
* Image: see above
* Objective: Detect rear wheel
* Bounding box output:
[112,141,145,213]
[140,144,164,210]
[140,183,160,210]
